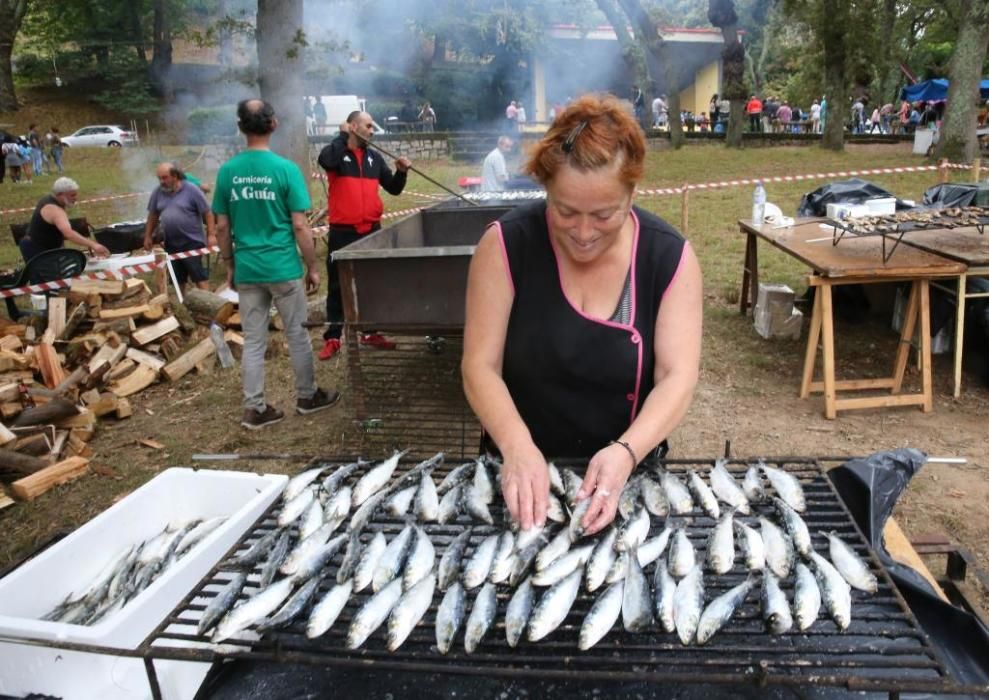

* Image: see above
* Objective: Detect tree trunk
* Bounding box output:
[820,0,848,151]
[663,50,685,149]
[877,0,898,104]
[595,0,651,130]
[935,1,989,163]
[150,0,173,95]
[257,0,307,176]
[709,0,745,147]
[129,1,147,64]
[0,0,30,112]
[217,0,233,66]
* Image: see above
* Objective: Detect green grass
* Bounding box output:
[0,139,955,303]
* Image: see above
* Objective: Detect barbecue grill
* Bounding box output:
[137,456,987,699]
[827,206,989,263]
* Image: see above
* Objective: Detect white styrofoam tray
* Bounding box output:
[0,467,286,650]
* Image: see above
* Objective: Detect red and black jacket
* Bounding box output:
[318,133,407,233]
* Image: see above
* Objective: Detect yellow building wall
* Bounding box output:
[687,61,721,117]
[678,83,696,116]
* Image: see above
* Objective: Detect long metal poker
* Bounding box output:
[353,132,479,207]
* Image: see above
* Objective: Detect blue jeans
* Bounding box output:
[237,278,317,411]
[51,148,63,173]
[31,148,43,174]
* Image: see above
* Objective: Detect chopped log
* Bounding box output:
[24,326,36,342]
[0,336,22,352]
[1,403,22,420]
[81,362,111,391]
[10,456,90,501]
[171,302,197,334]
[50,430,69,461]
[70,426,95,442]
[88,392,120,417]
[0,370,34,384]
[132,317,180,346]
[0,447,49,481]
[0,325,27,338]
[46,297,67,337]
[59,301,88,341]
[225,312,241,328]
[13,433,49,456]
[53,366,87,396]
[153,248,168,296]
[70,278,125,296]
[0,351,30,373]
[0,491,13,510]
[92,318,135,335]
[98,304,151,320]
[87,343,127,373]
[105,358,136,382]
[104,289,150,310]
[54,408,95,430]
[125,347,166,372]
[108,363,158,397]
[160,335,182,360]
[65,432,92,458]
[115,397,133,419]
[183,288,235,325]
[148,293,168,308]
[0,383,23,403]
[121,277,147,298]
[12,399,79,428]
[80,388,101,405]
[142,305,165,322]
[195,355,216,375]
[0,421,15,446]
[162,337,216,382]
[40,328,56,346]
[35,344,67,389]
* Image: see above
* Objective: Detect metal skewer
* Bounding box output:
[352,132,478,207]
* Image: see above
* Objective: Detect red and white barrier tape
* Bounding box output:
[636,164,950,197]
[0,245,221,299]
[0,191,148,217]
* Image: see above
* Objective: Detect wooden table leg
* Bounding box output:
[892,281,920,395]
[953,273,966,398]
[820,284,837,420]
[740,233,759,315]
[920,280,933,412]
[800,282,823,399]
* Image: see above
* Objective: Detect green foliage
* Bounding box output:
[92,54,161,116]
[186,104,237,144]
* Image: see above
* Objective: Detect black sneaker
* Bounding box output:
[296,387,340,415]
[241,404,285,430]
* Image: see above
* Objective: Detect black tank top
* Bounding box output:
[26,194,65,252]
[497,201,686,458]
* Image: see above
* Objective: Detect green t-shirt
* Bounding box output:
[212,149,311,285]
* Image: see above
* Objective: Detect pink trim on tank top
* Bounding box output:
[493,222,515,297]
[546,208,645,421]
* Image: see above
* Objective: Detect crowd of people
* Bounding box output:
[1,124,65,185]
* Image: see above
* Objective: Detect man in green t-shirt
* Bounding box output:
[213,98,340,429]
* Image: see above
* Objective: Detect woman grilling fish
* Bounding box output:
[462,94,702,537]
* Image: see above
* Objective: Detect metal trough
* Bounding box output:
[332,202,516,334]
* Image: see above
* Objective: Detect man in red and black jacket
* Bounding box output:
[317,110,412,360]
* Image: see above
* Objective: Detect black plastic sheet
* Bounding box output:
[829,449,989,693]
[922,183,989,208]
[797,178,912,217]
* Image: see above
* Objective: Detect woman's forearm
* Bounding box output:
[462,361,534,455]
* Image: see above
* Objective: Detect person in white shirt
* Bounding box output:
[481,136,514,192]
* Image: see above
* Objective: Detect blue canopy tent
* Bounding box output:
[900,78,989,102]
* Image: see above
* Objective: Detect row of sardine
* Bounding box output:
[42,516,227,626]
[198,453,876,652]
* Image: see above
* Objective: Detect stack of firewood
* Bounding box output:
[0,281,245,506]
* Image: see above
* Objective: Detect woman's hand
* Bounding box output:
[576,443,637,536]
[500,441,550,530]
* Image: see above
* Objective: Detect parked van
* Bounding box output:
[306,95,386,136]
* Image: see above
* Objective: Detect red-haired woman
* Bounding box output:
[462,94,702,537]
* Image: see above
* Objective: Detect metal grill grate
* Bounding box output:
[140,457,971,695]
[340,334,481,461]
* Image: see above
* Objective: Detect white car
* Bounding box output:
[60,125,139,148]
